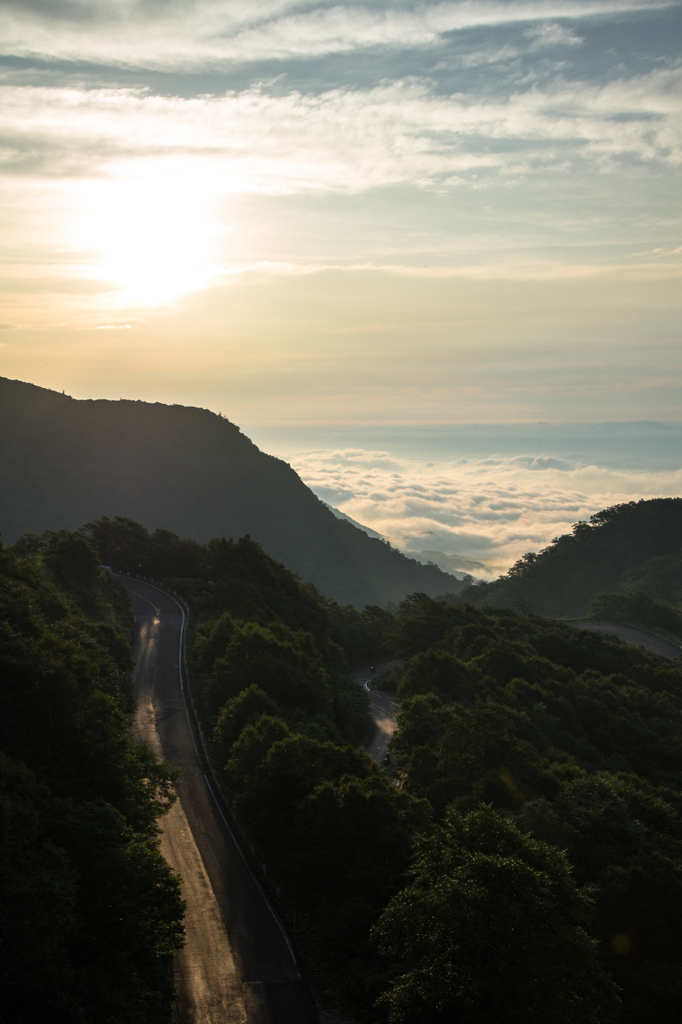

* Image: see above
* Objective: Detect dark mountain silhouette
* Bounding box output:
[462,497,682,617]
[0,376,461,607]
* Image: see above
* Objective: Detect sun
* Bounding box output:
[77,176,214,306]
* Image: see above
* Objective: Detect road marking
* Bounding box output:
[364,679,399,709]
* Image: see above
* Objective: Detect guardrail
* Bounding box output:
[116,571,296,961]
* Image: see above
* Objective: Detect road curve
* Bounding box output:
[349,664,399,765]
[123,577,319,1024]
[571,620,681,660]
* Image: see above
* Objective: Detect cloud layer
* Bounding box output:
[288,446,682,575]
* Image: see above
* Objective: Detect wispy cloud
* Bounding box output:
[1,67,680,189]
[627,245,682,257]
[217,259,682,282]
[0,0,672,69]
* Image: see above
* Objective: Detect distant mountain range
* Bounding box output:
[0,377,465,607]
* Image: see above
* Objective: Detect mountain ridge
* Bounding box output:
[0,376,462,607]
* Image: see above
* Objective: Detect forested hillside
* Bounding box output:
[461,498,682,618]
[8,515,682,1024]
[78,514,681,1023]
[378,594,682,1024]
[177,566,682,1023]
[0,533,184,1023]
[0,376,462,607]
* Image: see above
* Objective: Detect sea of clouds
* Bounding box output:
[271,432,682,579]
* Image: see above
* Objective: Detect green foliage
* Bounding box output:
[48,797,184,1024]
[84,515,152,575]
[12,527,135,631]
[10,505,682,1023]
[193,611,238,671]
[518,777,682,1024]
[589,591,682,638]
[387,591,466,657]
[205,619,332,723]
[372,806,620,1024]
[43,531,101,585]
[81,515,388,1004]
[163,538,419,999]
[0,540,184,1023]
[0,752,78,1015]
[385,594,682,1023]
[84,516,336,645]
[219,717,428,987]
[329,673,374,746]
[327,602,395,666]
[397,649,477,702]
[213,684,281,762]
[457,498,682,617]
[290,775,426,956]
[195,612,377,751]
[226,729,375,841]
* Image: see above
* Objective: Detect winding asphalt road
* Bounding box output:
[351,623,681,767]
[123,577,318,1024]
[349,664,400,764]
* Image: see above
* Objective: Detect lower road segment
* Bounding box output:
[122,577,319,1024]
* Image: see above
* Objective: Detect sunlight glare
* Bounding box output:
[81,177,214,306]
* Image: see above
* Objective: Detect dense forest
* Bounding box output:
[0,532,184,1023]
[379,594,682,1024]
[5,513,682,1024]
[180,540,682,1023]
[458,498,682,619]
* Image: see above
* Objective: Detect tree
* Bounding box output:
[0,543,184,1024]
[213,685,281,762]
[397,649,476,702]
[44,533,100,585]
[0,752,77,1016]
[387,593,464,657]
[288,775,426,956]
[205,620,332,721]
[226,730,375,855]
[84,516,151,574]
[372,806,620,1024]
[589,591,682,638]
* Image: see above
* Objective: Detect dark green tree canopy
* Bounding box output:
[0,539,184,1023]
[456,498,682,617]
[383,593,682,1024]
[373,806,621,1024]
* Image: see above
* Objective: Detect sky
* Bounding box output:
[0,0,680,575]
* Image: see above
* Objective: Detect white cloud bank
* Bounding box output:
[287,447,682,576]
